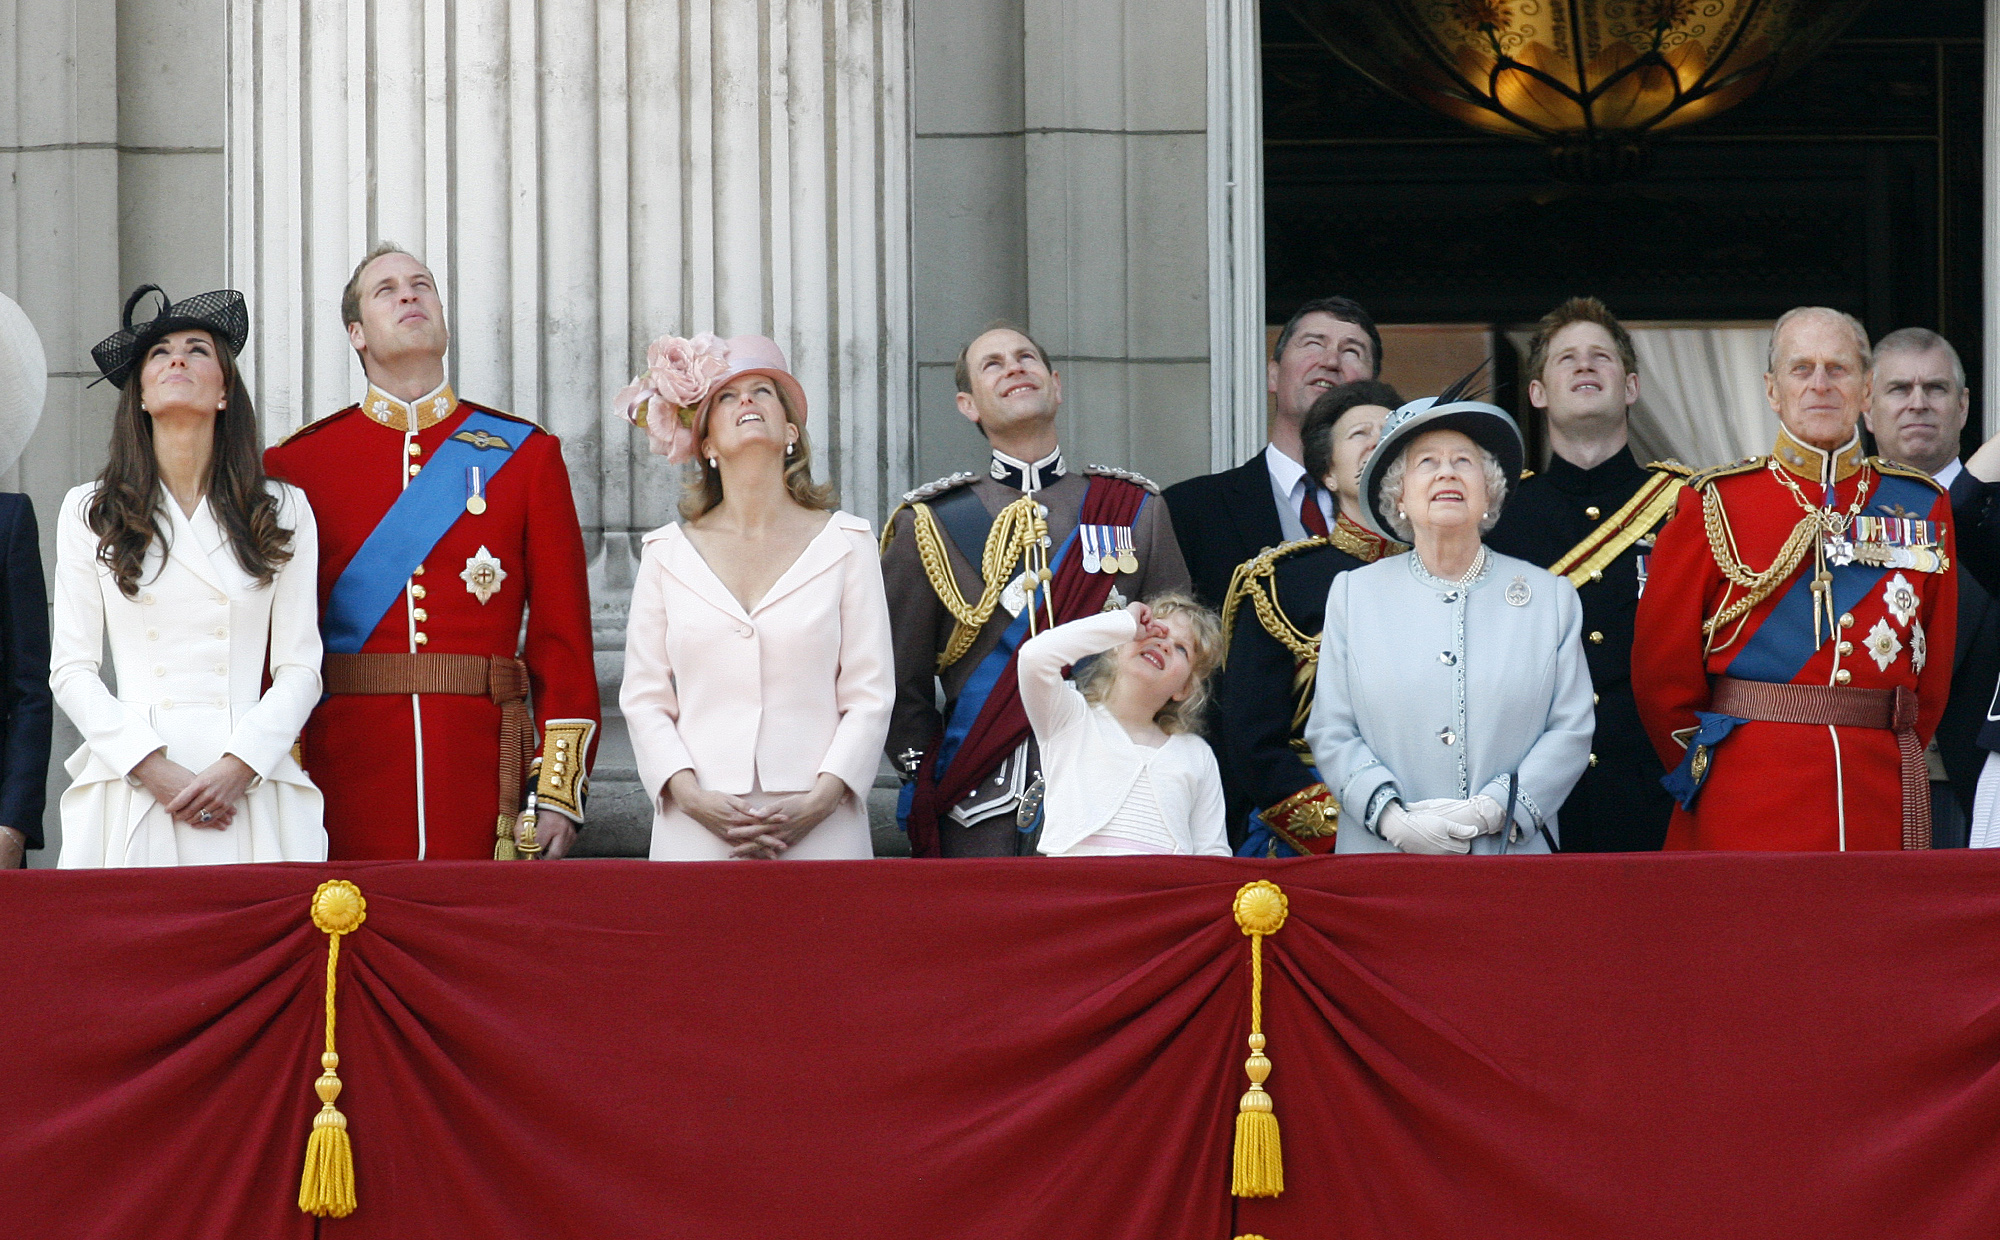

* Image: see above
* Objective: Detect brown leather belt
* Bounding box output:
[1711,676,1930,849]
[322,653,535,852]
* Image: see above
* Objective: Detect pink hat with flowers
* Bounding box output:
[614,333,808,465]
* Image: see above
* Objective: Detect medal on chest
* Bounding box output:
[462,545,507,604]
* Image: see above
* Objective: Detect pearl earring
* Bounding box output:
[707,456,718,468]
[786,441,795,457]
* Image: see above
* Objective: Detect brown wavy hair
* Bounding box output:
[678,389,838,520]
[88,331,294,597]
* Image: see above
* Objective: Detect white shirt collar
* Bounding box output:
[1934,458,1964,489]
[1263,442,1308,497]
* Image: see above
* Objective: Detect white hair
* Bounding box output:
[1768,307,1871,374]
[1376,436,1508,542]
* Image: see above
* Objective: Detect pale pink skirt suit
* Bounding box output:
[620,512,894,860]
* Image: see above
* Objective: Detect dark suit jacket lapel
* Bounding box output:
[1224,455,1284,560]
[1955,562,1990,673]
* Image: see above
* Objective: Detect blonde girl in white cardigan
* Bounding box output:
[1018,593,1228,856]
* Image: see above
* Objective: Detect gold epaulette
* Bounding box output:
[1081,463,1160,493]
[1687,455,1766,490]
[274,408,352,447]
[1647,459,1695,479]
[1548,464,1689,586]
[1868,457,1946,492]
[1220,537,1325,667]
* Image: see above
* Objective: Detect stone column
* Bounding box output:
[225,0,914,850]
[1206,0,1265,468]
[1986,0,2000,432]
[912,0,1218,489]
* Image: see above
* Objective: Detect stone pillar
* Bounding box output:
[225,0,914,851]
[1986,0,2000,433]
[912,0,1218,489]
[1206,0,1265,468]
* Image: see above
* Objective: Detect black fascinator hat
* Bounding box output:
[90,285,250,389]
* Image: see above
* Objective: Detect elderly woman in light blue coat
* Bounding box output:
[1306,387,1594,854]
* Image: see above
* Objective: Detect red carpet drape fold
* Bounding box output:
[6,854,2000,1238]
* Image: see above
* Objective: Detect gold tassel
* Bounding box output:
[299,880,367,1218]
[1231,880,1289,1198]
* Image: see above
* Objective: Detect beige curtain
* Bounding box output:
[1627,325,1777,470]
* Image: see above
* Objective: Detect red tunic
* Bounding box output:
[1632,433,1954,851]
[264,388,600,859]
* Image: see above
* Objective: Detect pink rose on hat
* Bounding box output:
[614,332,732,464]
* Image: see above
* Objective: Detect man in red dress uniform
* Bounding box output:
[1633,307,1955,850]
[265,243,599,859]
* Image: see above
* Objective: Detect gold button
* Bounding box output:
[1837,641,1853,656]
[555,738,569,749]
[414,565,425,577]
[1589,569,1603,582]
[1589,631,1604,645]
[408,463,422,477]
[412,608,428,622]
[1839,613,1854,629]
[414,632,428,646]
[1592,693,1600,705]
[1585,506,1601,520]
[1835,668,1851,685]
[1588,753,1599,768]
[407,442,422,457]
[411,584,426,599]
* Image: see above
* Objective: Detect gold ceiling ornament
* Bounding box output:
[1284,0,1874,180]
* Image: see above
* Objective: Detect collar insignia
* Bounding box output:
[364,381,456,433]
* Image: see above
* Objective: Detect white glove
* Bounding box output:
[1378,800,1481,855]
[1408,795,1508,836]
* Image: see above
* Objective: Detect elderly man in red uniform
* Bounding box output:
[265,243,599,860]
[1634,307,1954,850]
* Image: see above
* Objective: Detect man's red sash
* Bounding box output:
[906,478,1149,857]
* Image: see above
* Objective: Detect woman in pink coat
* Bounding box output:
[618,335,893,860]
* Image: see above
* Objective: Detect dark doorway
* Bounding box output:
[1263,0,1986,441]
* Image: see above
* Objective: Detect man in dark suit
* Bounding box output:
[1163,296,1382,609]
[0,293,52,868]
[1865,327,1983,846]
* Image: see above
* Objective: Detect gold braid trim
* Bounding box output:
[1220,538,1325,668]
[911,495,1044,671]
[1699,484,1818,637]
[1549,472,1685,584]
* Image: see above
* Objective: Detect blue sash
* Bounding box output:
[1662,471,1940,807]
[322,410,533,654]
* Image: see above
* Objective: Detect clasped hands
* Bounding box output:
[1379,795,1508,855]
[668,770,846,859]
[132,750,256,830]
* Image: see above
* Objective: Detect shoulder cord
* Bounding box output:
[911,495,1040,671]
[1220,540,1324,667]
[1699,463,1872,643]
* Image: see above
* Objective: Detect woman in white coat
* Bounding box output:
[55,287,324,867]
[618,335,893,860]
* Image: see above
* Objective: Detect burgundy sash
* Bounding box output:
[906,478,1149,857]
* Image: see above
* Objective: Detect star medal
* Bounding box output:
[1864,617,1902,671]
[462,545,507,604]
[1079,524,1102,573]
[1115,526,1139,575]
[465,465,488,515]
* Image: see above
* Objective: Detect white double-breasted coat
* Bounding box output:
[52,482,325,866]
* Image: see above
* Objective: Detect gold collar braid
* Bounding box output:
[362,381,456,433]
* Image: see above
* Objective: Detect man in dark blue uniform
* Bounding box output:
[1488,297,1684,852]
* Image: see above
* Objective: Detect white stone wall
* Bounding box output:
[911,0,1217,488]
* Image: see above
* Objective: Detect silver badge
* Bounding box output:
[1001,571,1032,617]
[1505,575,1531,607]
[461,545,507,604]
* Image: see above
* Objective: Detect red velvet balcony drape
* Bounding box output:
[5,854,1999,1239]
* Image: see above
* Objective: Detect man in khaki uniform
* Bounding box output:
[882,324,1191,856]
